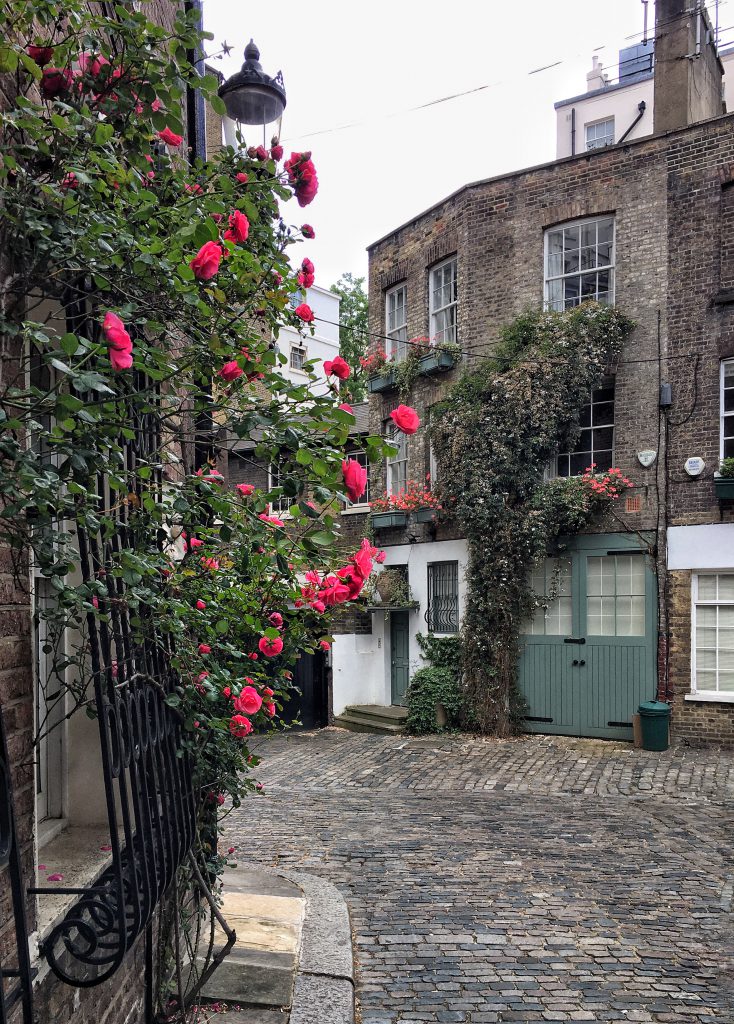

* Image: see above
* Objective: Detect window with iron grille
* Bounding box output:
[554,384,615,477]
[429,257,457,344]
[427,561,459,634]
[544,217,614,312]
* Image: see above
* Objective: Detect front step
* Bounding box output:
[334,704,408,735]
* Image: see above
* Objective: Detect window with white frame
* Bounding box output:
[429,257,457,344]
[554,384,615,477]
[386,285,407,362]
[692,574,734,696]
[526,558,573,635]
[587,553,645,636]
[344,449,370,507]
[290,344,307,372]
[427,561,459,633]
[268,462,292,515]
[387,425,408,497]
[721,359,734,460]
[545,217,614,312]
[585,118,614,150]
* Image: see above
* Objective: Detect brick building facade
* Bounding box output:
[331,3,734,745]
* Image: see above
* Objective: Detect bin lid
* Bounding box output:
[638,700,671,716]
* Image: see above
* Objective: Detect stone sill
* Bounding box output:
[34,824,115,942]
[340,505,370,516]
[684,692,734,704]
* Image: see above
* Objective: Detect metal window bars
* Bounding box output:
[426,562,459,633]
[0,708,35,1024]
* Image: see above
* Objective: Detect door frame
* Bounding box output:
[390,610,411,706]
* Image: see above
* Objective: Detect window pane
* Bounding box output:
[698,576,717,601]
[718,576,734,602]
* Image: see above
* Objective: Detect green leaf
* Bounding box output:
[59,333,79,357]
[18,50,42,80]
[94,122,114,146]
[215,619,228,635]
[0,46,19,73]
[308,531,335,546]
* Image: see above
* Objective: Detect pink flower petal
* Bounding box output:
[47,873,64,881]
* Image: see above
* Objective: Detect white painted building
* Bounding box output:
[276,284,340,394]
[555,43,734,159]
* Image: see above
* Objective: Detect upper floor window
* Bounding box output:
[290,344,307,372]
[268,462,291,516]
[554,384,615,477]
[427,561,459,634]
[387,424,408,496]
[692,574,734,697]
[585,118,614,150]
[721,360,734,460]
[386,285,408,362]
[545,217,614,312]
[429,257,457,345]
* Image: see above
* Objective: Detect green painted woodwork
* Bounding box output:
[518,533,657,740]
[390,611,411,706]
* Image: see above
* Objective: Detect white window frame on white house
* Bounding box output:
[690,573,734,701]
[386,425,408,497]
[585,117,614,150]
[268,462,292,516]
[343,449,371,510]
[544,216,615,312]
[386,285,408,363]
[429,257,458,345]
[552,384,615,478]
[289,343,307,373]
[721,359,734,461]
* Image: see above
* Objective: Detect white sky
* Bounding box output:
[202,0,664,286]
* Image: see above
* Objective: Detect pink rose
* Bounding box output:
[236,483,254,496]
[310,600,326,614]
[339,403,354,414]
[269,612,284,628]
[196,599,206,610]
[271,144,283,161]
[229,714,252,738]
[259,513,285,527]
[234,685,262,716]
[284,152,319,207]
[389,405,421,435]
[224,209,249,244]
[319,640,331,651]
[219,361,243,382]
[41,67,73,99]
[102,312,133,372]
[198,643,211,655]
[324,356,350,380]
[258,636,284,657]
[158,126,183,146]
[190,241,222,281]
[301,224,315,239]
[264,701,276,717]
[342,459,367,504]
[236,172,248,184]
[294,303,314,323]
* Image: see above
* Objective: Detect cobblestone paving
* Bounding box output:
[224,731,734,1023]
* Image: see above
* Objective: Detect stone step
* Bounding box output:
[334,705,407,735]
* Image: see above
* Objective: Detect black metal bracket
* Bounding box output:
[563,637,586,644]
[0,708,35,1024]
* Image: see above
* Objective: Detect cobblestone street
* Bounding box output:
[224,731,734,1023]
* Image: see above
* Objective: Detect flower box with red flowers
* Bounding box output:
[714,476,734,501]
[418,350,456,376]
[414,507,438,523]
[371,510,407,529]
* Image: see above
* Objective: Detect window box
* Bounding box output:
[371,511,407,529]
[414,507,438,523]
[714,477,734,501]
[418,351,455,376]
[368,371,396,394]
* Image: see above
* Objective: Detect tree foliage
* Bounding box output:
[329,272,368,400]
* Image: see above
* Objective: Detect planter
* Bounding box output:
[371,511,408,529]
[414,507,438,523]
[418,351,455,375]
[366,602,420,612]
[715,477,734,501]
[367,371,396,394]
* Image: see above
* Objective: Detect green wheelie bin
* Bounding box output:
[638,700,671,751]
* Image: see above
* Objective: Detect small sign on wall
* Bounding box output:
[684,457,706,477]
[637,450,657,467]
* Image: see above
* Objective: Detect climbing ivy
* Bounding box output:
[405,634,464,735]
[430,304,635,735]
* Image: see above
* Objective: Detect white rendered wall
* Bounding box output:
[276,285,340,395]
[332,538,469,715]
[667,524,734,570]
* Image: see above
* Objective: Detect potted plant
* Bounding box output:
[362,348,397,393]
[362,568,419,610]
[418,340,460,376]
[715,457,734,500]
[370,480,443,528]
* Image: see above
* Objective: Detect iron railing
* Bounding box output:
[426,561,459,634]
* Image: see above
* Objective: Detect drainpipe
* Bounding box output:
[617,100,647,145]
[570,107,576,156]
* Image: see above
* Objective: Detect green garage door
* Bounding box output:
[518,534,657,740]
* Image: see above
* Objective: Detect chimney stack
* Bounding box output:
[653,0,724,133]
[586,55,609,93]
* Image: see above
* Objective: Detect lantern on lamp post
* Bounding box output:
[218,39,286,147]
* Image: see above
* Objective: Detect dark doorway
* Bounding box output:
[283,651,329,729]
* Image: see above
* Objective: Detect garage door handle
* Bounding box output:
[572,659,579,666]
[579,659,586,666]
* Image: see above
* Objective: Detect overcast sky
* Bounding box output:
[201,1,719,287]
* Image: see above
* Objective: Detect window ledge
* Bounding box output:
[685,691,734,704]
[341,504,370,516]
[34,824,115,942]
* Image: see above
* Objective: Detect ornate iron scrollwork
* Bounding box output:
[0,708,34,1024]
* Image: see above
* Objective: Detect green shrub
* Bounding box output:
[405,666,463,735]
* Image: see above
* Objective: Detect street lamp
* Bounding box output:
[218,39,286,144]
